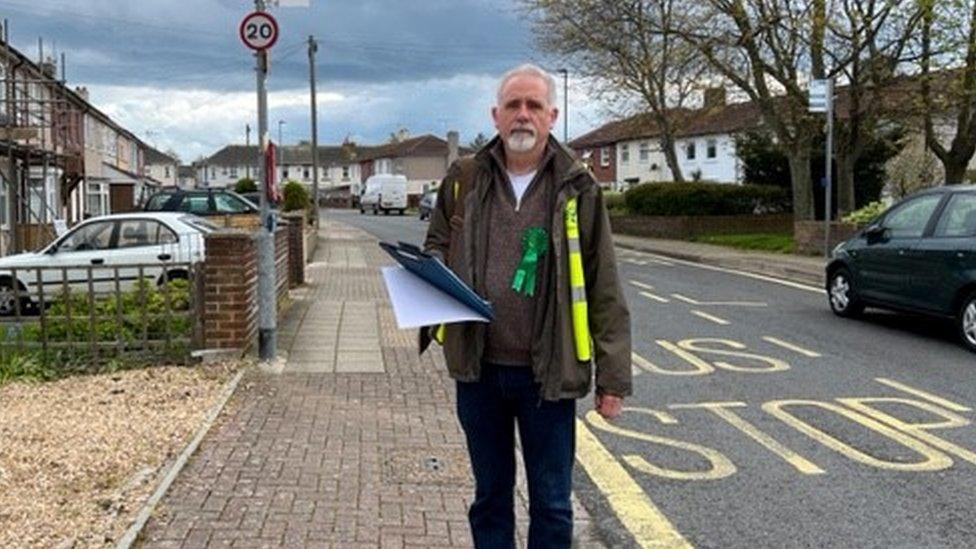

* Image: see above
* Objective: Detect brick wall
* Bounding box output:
[202,230,258,351]
[610,213,794,239]
[281,212,306,286]
[794,220,861,255]
[274,225,289,308]
[574,145,616,184]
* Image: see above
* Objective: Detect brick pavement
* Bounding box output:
[136,219,601,548]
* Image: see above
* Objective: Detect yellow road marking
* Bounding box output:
[669,402,825,475]
[629,280,655,291]
[762,336,821,358]
[641,291,671,303]
[575,419,693,548]
[690,310,729,325]
[875,378,972,412]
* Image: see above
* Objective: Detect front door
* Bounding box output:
[856,193,942,307]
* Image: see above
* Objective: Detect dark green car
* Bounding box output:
[827,185,976,352]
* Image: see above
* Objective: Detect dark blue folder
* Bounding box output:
[379,241,494,321]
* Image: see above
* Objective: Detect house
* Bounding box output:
[357,132,463,199]
[197,143,362,193]
[177,165,196,189]
[144,146,179,187]
[570,90,759,191]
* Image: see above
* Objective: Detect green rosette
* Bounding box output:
[511,226,549,297]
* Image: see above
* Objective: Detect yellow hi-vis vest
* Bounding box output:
[435,195,592,362]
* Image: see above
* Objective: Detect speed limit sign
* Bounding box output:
[239,11,279,51]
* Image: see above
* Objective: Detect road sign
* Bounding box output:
[240,11,279,51]
[809,79,829,113]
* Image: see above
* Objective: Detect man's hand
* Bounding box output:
[595,392,623,420]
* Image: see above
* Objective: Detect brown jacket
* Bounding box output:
[423,135,632,400]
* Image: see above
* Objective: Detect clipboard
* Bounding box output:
[379,241,494,321]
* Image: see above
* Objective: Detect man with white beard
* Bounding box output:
[422,63,632,549]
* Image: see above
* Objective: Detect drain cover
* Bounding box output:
[383,447,471,486]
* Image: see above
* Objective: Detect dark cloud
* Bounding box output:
[3,0,541,91]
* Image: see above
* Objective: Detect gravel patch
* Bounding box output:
[0,362,244,547]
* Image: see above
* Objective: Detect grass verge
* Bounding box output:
[690,232,795,253]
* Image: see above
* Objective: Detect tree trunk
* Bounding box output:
[787,151,815,220]
[944,155,969,184]
[835,152,856,215]
[658,134,684,182]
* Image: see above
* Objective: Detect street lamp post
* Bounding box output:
[557,68,568,142]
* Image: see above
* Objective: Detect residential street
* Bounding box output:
[334,208,976,548]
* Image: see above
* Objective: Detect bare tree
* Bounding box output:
[919,0,976,183]
[522,0,707,182]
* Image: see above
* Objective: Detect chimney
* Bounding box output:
[447,130,459,166]
[703,87,726,109]
[39,59,56,79]
[75,86,89,102]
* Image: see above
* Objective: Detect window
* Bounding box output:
[221,166,228,175]
[164,166,171,178]
[882,194,942,238]
[639,142,650,162]
[600,147,611,167]
[211,167,216,179]
[117,220,153,248]
[145,193,174,211]
[303,168,310,180]
[230,166,238,178]
[934,193,976,237]
[86,183,109,217]
[283,168,290,179]
[342,165,350,180]
[686,142,696,160]
[214,193,252,213]
[58,221,114,252]
[180,195,211,214]
[706,139,717,159]
[620,144,630,163]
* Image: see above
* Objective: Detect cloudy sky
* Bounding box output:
[2,0,606,162]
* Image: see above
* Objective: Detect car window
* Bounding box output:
[181,195,211,214]
[882,195,942,238]
[57,221,114,252]
[116,220,178,247]
[934,193,976,238]
[214,193,252,213]
[145,194,173,211]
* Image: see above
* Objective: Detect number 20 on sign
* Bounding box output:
[240,11,279,51]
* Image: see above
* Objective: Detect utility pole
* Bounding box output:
[278,119,285,180]
[253,0,277,360]
[245,123,251,179]
[557,68,568,142]
[308,35,319,229]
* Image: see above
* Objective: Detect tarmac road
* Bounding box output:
[332,207,976,548]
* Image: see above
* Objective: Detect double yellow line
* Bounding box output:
[576,418,693,548]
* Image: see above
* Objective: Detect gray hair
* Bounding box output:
[496,63,558,107]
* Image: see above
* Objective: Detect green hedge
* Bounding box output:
[623,182,790,216]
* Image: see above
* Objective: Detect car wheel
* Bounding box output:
[956,292,976,353]
[828,268,864,318]
[0,281,28,317]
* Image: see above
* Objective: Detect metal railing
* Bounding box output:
[0,261,203,368]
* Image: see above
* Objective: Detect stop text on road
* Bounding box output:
[239,11,279,51]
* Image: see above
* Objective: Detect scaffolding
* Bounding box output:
[0,22,85,254]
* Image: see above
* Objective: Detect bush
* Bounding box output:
[623,182,790,216]
[234,177,257,194]
[604,191,627,215]
[282,180,311,213]
[842,200,886,225]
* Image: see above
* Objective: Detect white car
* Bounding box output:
[0,212,216,316]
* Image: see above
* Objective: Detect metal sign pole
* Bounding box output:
[254,0,277,360]
[824,79,834,258]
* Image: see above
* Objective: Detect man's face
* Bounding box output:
[492,74,558,154]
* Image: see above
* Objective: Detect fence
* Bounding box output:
[0,261,202,369]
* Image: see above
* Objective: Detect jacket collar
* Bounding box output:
[477,134,590,191]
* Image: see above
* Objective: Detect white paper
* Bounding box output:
[381,266,490,329]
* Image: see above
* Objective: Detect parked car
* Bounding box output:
[359,174,407,215]
[826,185,976,352]
[144,189,258,216]
[0,212,215,316]
[239,191,277,209]
[419,190,438,220]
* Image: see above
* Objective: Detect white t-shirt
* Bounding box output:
[507,170,537,210]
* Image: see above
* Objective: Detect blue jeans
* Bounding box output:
[456,363,575,549]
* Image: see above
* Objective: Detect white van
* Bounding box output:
[359,174,408,215]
